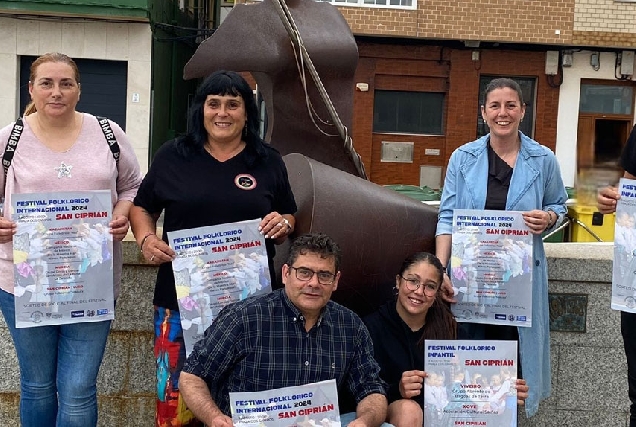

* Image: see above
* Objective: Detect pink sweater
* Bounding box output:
[0,113,142,298]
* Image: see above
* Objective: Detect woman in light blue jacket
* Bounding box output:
[435,78,567,417]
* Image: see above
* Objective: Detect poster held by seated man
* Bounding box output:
[230,379,340,426]
[179,233,390,427]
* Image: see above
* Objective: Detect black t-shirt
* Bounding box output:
[134,139,297,310]
[620,125,636,176]
[362,300,425,408]
[485,142,512,210]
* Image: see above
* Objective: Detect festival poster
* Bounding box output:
[167,219,271,356]
[424,340,518,427]
[451,209,533,327]
[612,178,636,312]
[11,191,114,327]
[230,379,341,427]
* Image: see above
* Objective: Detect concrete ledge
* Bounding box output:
[545,242,614,282]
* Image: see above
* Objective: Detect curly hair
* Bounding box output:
[285,233,341,273]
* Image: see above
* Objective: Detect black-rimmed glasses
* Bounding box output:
[400,276,439,295]
[290,266,336,285]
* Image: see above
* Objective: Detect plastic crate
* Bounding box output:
[568,205,615,242]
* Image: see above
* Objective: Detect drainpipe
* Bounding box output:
[214,0,220,28]
[169,37,177,140]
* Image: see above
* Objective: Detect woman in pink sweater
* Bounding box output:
[0,52,141,427]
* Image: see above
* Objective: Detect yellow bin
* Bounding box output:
[568,205,615,242]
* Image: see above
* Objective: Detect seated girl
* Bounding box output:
[364,252,529,426]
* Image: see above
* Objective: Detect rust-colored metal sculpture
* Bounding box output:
[274,154,438,317]
[183,0,439,315]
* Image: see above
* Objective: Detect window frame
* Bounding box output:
[579,80,635,117]
[373,90,446,136]
[317,0,416,11]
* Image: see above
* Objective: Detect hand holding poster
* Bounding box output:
[230,379,340,427]
[451,209,533,327]
[11,190,114,327]
[612,178,636,312]
[425,340,518,427]
[167,219,271,355]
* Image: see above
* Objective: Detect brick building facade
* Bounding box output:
[329,0,636,187]
[352,42,562,185]
[340,0,575,44]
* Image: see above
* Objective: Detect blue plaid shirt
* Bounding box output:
[183,288,387,415]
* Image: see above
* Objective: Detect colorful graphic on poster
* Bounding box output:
[451,209,533,327]
[167,219,271,355]
[230,380,340,427]
[11,190,114,327]
[613,178,636,312]
[425,340,518,427]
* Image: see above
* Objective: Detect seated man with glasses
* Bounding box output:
[179,233,391,427]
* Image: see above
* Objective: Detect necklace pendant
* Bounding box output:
[55,162,73,178]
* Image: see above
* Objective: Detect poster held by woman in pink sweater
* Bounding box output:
[11,190,114,327]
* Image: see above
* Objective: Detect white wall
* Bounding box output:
[556,50,636,187]
[0,17,152,173]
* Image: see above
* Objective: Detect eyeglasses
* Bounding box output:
[400,276,439,295]
[290,266,336,285]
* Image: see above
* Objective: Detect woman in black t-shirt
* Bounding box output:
[129,70,297,427]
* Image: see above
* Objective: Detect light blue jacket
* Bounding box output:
[436,132,568,417]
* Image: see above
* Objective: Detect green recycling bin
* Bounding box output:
[384,185,441,202]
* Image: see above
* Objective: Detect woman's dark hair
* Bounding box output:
[482,77,524,106]
[398,252,457,344]
[418,297,457,344]
[398,252,444,284]
[177,70,266,158]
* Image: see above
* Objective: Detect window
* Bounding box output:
[580,84,633,115]
[373,91,445,135]
[362,0,413,6]
[316,0,415,10]
[476,76,536,139]
[576,80,635,170]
